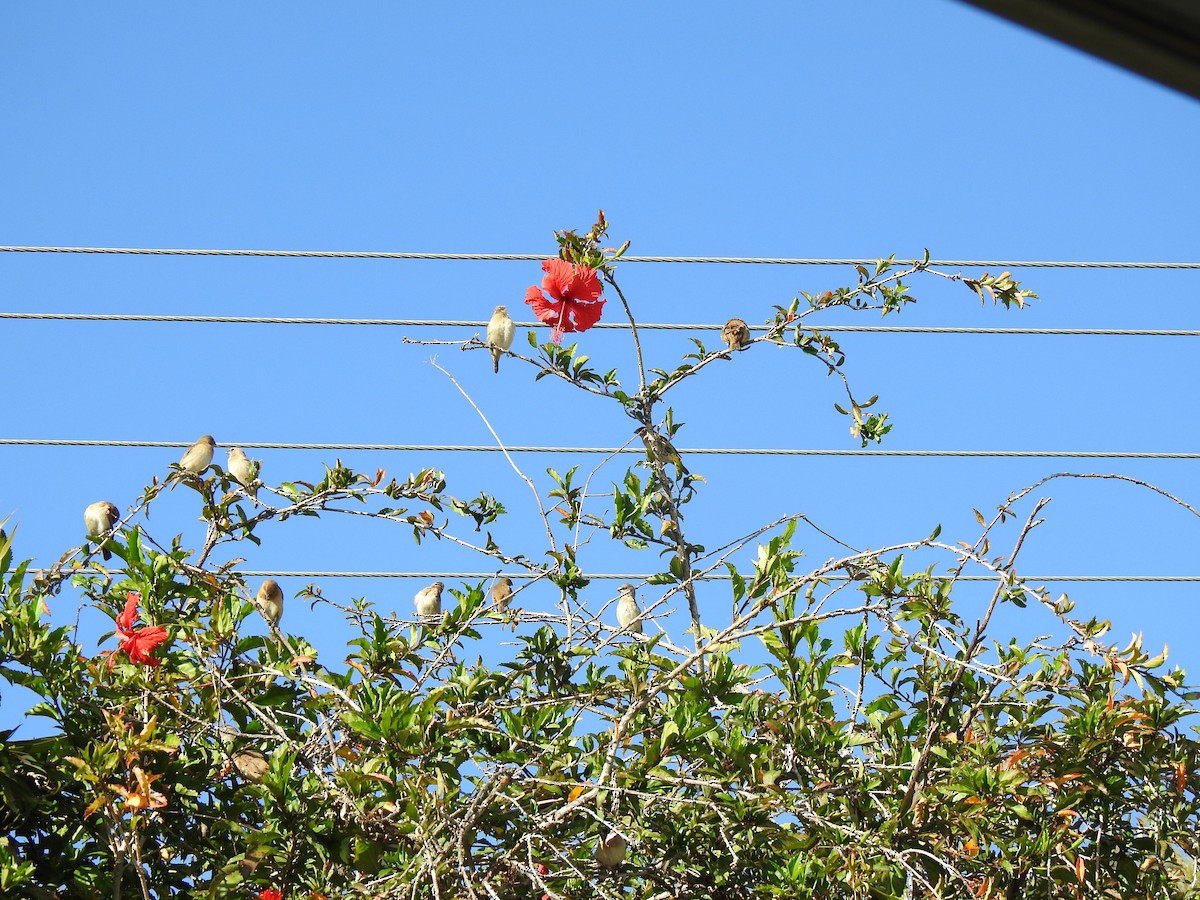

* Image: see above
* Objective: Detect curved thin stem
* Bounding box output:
[604,273,647,409]
[430,357,557,555]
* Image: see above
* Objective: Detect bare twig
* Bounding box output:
[429,357,556,554]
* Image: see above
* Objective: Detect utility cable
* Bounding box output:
[1,439,1197,459]
[1,312,1196,337]
[234,570,1200,583]
[2,245,1199,268]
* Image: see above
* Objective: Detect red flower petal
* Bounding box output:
[541,259,603,303]
[116,593,141,635]
[566,264,602,303]
[567,297,606,333]
[120,625,170,666]
[540,259,575,302]
[525,285,558,325]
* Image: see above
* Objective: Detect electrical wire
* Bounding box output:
[1,312,1196,337]
[4,250,1195,585]
[4,252,1192,590]
[1,439,1196,458]
[234,570,1200,583]
[2,245,1199,268]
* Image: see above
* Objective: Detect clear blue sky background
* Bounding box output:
[2,3,1198,733]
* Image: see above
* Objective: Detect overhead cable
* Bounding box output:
[1,439,1196,459]
[235,570,1200,584]
[2,245,1199,268]
[1,312,1196,337]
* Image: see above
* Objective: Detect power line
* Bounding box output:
[1,312,1196,337]
[1,439,1197,459]
[2,245,1199,268]
[236,570,1200,583]
[764,327,1200,336]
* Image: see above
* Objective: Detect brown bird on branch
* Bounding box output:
[255,578,284,628]
[720,317,751,354]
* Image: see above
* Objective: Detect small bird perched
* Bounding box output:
[226,447,260,499]
[230,747,269,782]
[217,725,270,782]
[255,578,284,628]
[486,304,515,373]
[615,583,643,634]
[179,435,217,475]
[595,831,627,868]
[491,576,513,612]
[720,317,751,354]
[414,581,444,617]
[634,426,688,478]
[83,501,120,560]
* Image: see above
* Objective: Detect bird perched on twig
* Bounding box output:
[226,447,260,500]
[486,305,515,373]
[231,746,269,782]
[615,583,643,635]
[255,578,284,628]
[634,426,687,478]
[720,317,751,354]
[414,581,444,617]
[216,725,270,782]
[83,501,119,560]
[178,435,216,475]
[595,831,627,868]
[491,576,513,612]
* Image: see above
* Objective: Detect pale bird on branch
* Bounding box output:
[486,305,515,373]
[179,435,216,475]
[414,581,444,617]
[227,447,261,500]
[595,831,627,868]
[615,582,643,635]
[83,501,120,560]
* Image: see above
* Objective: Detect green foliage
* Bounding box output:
[2,227,1195,899]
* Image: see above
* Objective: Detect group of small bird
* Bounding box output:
[84,436,271,623]
[82,306,738,636]
[175,434,262,496]
[83,436,233,558]
[79,315,723,869]
[84,437,647,635]
[412,577,643,632]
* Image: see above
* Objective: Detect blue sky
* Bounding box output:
[1,3,1198,731]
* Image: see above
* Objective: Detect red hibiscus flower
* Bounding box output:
[115,592,170,667]
[257,891,283,900]
[524,258,605,343]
